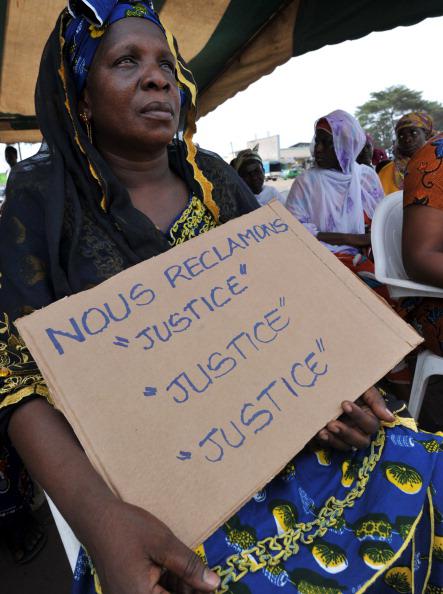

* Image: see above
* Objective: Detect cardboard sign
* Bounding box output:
[16,202,421,548]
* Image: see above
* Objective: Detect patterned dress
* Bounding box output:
[401,133,443,358]
[72,196,443,594]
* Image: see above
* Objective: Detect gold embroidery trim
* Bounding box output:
[164,28,220,223]
[0,383,52,410]
[211,426,387,592]
[58,13,107,211]
[422,488,435,593]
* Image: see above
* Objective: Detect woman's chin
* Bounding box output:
[398,146,420,158]
[124,130,178,153]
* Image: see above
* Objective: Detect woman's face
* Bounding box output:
[396,126,427,158]
[314,129,341,171]
[357,141,373,166]
[239,160,265,195]
[80,18,181,157]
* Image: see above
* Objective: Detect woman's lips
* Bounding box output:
[400,144,420,154]
[140,102,174,121]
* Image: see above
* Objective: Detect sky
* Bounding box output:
[1,14,442,172]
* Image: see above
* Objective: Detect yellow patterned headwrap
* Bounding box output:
[395,112,437,139]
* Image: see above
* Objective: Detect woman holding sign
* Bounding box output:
[0,2,442,593]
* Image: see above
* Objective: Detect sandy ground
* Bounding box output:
[267,177,294,195]
[262,177,295,203]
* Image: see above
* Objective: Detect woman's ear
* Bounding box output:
[78,88,92,120]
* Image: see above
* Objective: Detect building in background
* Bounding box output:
[246,135,281,178]
[280,142,312,169]
[226,134,312,176]
[246,134,280,161]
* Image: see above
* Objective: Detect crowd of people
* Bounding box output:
[1,2,443,594]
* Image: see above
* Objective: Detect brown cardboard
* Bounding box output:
[16,202,422,548]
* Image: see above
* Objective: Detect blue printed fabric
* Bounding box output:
[72,421,443,594]
[65,1,164,93]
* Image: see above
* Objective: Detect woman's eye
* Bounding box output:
[115,56,135,66]
[161,61,175,74]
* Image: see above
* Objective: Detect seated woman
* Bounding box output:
[1,4,443,593]
[231,147,286,206]
[286,110,387,297]
[379,112,436,195]
[401,132,443,429]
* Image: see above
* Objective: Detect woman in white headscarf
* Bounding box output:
[286,110,384,274]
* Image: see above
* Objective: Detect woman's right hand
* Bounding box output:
[88,498,220,594]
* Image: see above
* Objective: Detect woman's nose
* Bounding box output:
[140,67,171,91]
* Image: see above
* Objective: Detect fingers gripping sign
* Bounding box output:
[315,387,395,451]
[359,387,396,423]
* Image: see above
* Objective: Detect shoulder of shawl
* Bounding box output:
[196,149,251,223]
[195,147,233,179]
[7,145,52,196]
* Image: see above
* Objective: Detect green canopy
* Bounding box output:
[1,0,442,142]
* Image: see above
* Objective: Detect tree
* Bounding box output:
[355,85,443,150]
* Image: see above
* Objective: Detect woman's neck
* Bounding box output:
[99,146,174,190]
[98,144,189,232]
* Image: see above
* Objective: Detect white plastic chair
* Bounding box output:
[371,191,443,419]
[45,493,81,572]
[371,191,443,298]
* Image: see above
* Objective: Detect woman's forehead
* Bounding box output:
[397,126,423,135]
[315,128,333,141]
[242,161,263,174]
[99,17,169,53]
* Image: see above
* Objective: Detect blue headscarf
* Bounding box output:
[65,1,164,94]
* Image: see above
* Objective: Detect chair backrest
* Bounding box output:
[371,191,443,298]
[372,191,405,280]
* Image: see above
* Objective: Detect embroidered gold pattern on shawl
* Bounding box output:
[0,313,50,408]
[168,195,217,246]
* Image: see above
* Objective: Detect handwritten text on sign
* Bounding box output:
[174,335,328,464]
[45,217,288,356]
[39,215,329,463]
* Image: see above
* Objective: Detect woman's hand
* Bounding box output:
[314,387,395,451]
[316,232,371,248]
[88,499,220,594]
[8,400,219,594]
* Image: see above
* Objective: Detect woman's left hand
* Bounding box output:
[315,387,395,451]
